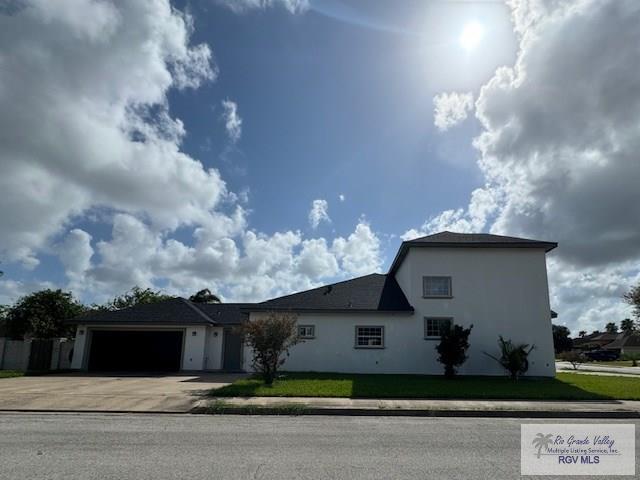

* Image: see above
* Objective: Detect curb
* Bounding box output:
[2,407,639,419]
[190,406,640,419]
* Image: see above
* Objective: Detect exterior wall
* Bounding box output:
[70,324,208,371]
[394,247,555,377]
[245,312,424,374]
[245,247,555,377]
[204,326,224,370]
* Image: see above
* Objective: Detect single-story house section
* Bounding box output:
[69,231,558,376]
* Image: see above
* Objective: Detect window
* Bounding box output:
[298,325,315,339]
[355,326,384,348]
[424,317,452,339]
[423,276,452,298]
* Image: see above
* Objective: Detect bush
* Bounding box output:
[621,353,640,367]
[239,312,300,385]
[558,350,585,370]
[485,336,535,380]
[436,324,473,378]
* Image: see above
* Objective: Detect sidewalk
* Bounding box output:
[197,396,640,418]
[556,361,640,377]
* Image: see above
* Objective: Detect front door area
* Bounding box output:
[222,328,243,371]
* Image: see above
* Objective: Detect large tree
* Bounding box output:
[552,324,573,353]
[4,289,85,339]
[605,322,618,334]
[621,318,636,334]
[189,288,221,304]
[624,283,640,319]
[104,286,173,311]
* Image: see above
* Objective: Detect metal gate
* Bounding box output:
[28,339,53,371]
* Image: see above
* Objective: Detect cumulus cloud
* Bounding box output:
[0,0,384,307]
[0,0,218,267]
[433,92,474,131]
[81,217,381,303]
[308,199,331,229]
[338,194,345,202]
[221,99,242,143]
[409,0,640,331]
[215,0,309,14]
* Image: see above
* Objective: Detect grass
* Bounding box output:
[0,370,24,379]
[204,399,308,415]
[212,372,640,401]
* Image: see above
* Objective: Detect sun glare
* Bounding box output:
[459,21,484,51]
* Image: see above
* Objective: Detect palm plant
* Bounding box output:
[484,336,535,380]
[532,433,554,458]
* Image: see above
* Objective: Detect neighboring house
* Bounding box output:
[601,333,640,355]
[69,231,557,377]
[572,332,622,351]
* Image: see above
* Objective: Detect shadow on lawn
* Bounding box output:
[211,372,618,401]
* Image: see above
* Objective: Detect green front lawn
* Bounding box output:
[213,372,640,400]
[0,370,24,379]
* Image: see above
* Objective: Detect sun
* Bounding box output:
[459,21,485,51]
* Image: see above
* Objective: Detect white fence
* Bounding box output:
[0,337,74,371]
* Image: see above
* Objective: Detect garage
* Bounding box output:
[88,330,183,372]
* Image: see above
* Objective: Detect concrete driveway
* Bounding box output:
[0,373,245,413]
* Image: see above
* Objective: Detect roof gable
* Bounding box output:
[390,231,557,274]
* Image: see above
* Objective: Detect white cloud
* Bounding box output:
[408,0,640,332]
[215,0,309,14]
[338,194,345,202]
[80,217,381,303]
[433,92,474,131]
[221,99,242,143]
[0,0,386,309]
[332,221,382,277]
[0,0,218,268]
[56,229,94,291]
[308,199,330,229]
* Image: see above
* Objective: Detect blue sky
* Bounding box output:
[1,0,639,334]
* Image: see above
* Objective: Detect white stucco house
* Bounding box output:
[69,232,557,377]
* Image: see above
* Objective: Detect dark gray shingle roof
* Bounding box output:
[251,273,413,313]
[69,298,251,326]
[194,303,251,325]
[69,297,214,325]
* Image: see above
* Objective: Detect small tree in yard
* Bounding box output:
[558,350,585,370]
[239,312,300,385]
[436,324,473,378]
[484,336,535,380]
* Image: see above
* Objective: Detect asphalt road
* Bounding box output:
[0,413,637,479]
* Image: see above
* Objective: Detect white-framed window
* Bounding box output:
[355,326,384,348]
[298,325,315,339]
[423,276,452,298]
[424,317,452,339]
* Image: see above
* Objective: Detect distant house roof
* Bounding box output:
[390,231,557,274]
[249,273,414,313]
[573,331,621,347]
[603,333,640,350]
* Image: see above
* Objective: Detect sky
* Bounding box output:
[0,0,639,335]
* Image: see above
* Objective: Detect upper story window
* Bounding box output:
[423,276,452,298]
[355,326,384,348]
[424,317,452,339]
[298,325,315,339]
